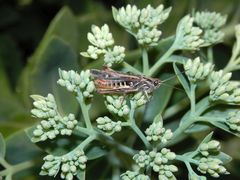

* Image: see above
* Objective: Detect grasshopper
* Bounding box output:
[90,67,161,100]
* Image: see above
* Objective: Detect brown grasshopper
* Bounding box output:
[90,67,161,100]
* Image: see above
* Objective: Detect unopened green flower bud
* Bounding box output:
[173,15,204,50]
[105,95,129,116]
[184,57,213,83]
[96,116,122,135]
[194,11,227,46]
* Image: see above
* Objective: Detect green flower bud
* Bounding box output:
[96,116,122,135]
[113,4,171,47]
[133,150,151,168]
[197,157,228,177]
[184,57,213,83]
[226,111,240,133]
[136,27,162,47]
[209,70,240,103]
[104,46,125,67]
[105,95,129,117]
[194,11,227,46]
[173,15,204,50]
[58,69,95,98]
[145,121,172,144]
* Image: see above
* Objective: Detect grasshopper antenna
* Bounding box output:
[160,83,185,92]
[161,70,186,83]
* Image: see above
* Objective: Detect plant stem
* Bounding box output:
[207,47,214,63]
[0,160,35,177]
[142,48,149,75]
[195,116,226,123]
[76,91,93,129]
[79,135,96,150]
[175,155,199,165]
[128,101,151,149]
[149,45,176,76]
[190,84,196,116]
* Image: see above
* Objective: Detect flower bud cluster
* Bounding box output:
[121,171,150,180]
[80,24,125,67]
[133,149,177,179]
[113,4,171,47]
[174,15,204,50]
[31,94,78,142]
[199,140,221,157]
[184,57,213,83]
[96,116,122,135]
[194,11,226,46]
[209,70,240,103]
[197,157,228,178]
[131,92,149,107]
[104,95,129,117]
[58,69,95,98]
[41,150,87,180]
[226,111,240,133]
[145,120,173,144]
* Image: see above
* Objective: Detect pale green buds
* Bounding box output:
[31,94,57,119]
[113,4,171,47]
[145,120,173,144]
[197,157,228,178]
[120,171,150,180]
[133,149,177,179]
[209,70,240,103]
[41,150,87,180]
[131,92,148,107]
[104,45,125,67]
[80,24,125,67]
[113,5,141,30]
[31,94,78,142]
[96,116,122,135]
[184,57,213,83]
[87,24,114,49]
[173,15,204,50]
[133,150,151,168]
[226,111,240,133]
[58,69,95,98]
[199,140,221,157]
[104,95,129,117]
[194,11,226,46]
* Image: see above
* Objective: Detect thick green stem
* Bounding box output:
[76,91,93,129]
[190,84,196,116]
[0,160,35,177]
[207,47,214,63]
[149,45,176,76]
[175,155,199,165]
[128,101,151,149]
[142,48,149,75]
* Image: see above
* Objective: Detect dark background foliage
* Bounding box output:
[0,0,240,179]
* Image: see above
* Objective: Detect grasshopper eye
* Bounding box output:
[154,80,160,86]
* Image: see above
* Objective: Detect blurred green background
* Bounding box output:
[0,0,240,179]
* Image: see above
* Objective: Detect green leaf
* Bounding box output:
[173,63,190,97]
[213,152,232,164]
[185,124,210,133]
[18,6,79,109]
[19,36,79,114]
[86,146,107,160]
[112,7,118,22]
[5,130,42,164]
[210,121,240,137]
[144,73,174,122]
[199,132,214,144]
[0,132,6,158]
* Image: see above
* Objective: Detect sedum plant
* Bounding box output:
[2,3,240,180]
